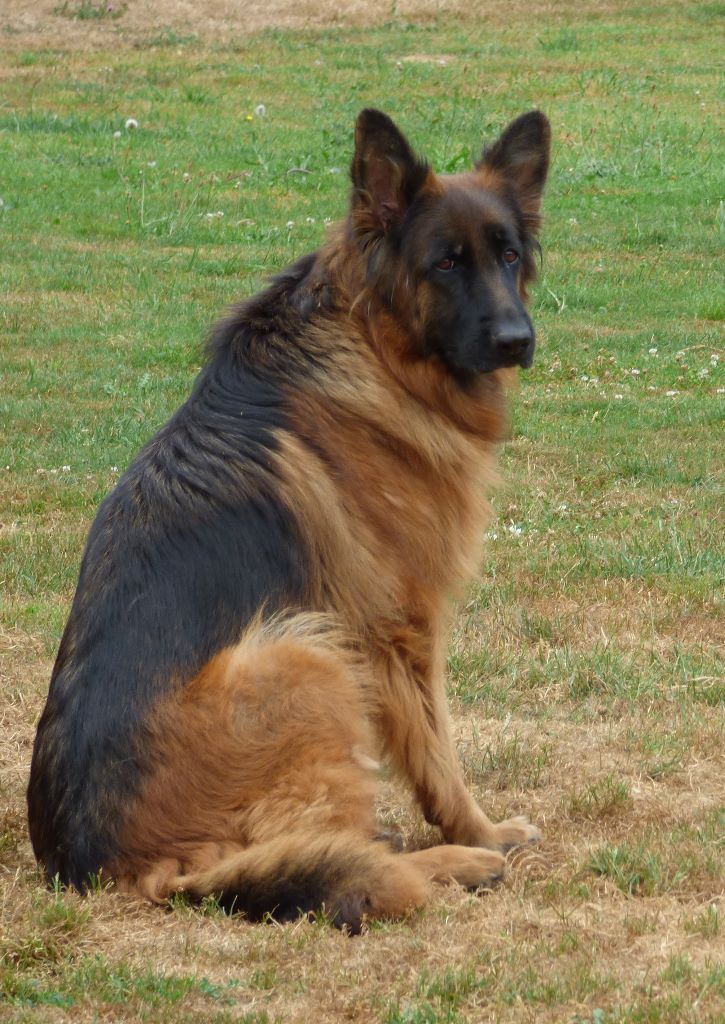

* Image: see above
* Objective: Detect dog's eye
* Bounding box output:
[503,249,520,265]
[434,257,457,272]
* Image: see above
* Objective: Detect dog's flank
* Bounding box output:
[28,108,550,926]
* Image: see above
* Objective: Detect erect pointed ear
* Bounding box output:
[350,109,431,233]
[478,111,551,225]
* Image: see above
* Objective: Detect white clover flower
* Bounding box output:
[665,390,679,397]
[286,220,295,229]
[614,394,623,400]
[125,118,138,130]
[648,347,658,355]
[697,367,710,378]
[113,130,121,139]
[254,104,266,117]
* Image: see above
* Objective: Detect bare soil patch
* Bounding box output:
[1,0,620,51]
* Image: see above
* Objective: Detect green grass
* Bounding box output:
[1,2,723,1022]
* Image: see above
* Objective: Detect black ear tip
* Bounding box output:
[510,110,551,142]
[356,108,396,134]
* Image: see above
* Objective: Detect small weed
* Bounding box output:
[168,889,233,916]
[1,885,91,969]
[588,842,690,896]
[568,776,632,820]
[555,930,579,953]
[683,903,720,938]
[384,1005,443,1024]
[145,28,199,47]
[384,963,493,1022]
[447,647,517,707]
[39,885,91,935]
[249,967,278,990]
[624,913,660,937]
[661,954,695,986]
[54,0,127,19]
[459,728,552,790]
[0,807,25,856]
[500,960,606,1006]
[538,28,580,53]
[84,870,114,894]
[518,608,564,644]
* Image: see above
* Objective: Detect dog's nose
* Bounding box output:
[491,319,534,366]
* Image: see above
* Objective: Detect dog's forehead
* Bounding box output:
[418,177,517,243]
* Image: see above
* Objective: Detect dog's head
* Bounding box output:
[349,108,550,380]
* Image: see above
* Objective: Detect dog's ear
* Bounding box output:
[351,109,430,233]
[478,111,550,224]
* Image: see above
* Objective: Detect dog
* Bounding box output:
[28,107,550,932]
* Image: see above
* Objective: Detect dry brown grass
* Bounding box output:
[1,0,626,52]
[2,645,723,1020]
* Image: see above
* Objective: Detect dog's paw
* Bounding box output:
[409,845,506,889]
[493,815,541,852]
[448,848,506,890]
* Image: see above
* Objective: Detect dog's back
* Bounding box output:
[28,260,315,886]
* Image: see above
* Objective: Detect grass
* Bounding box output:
[0,1,723,1021]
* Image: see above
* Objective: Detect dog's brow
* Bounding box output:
[487,221,519,245]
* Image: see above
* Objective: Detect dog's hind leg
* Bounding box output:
[112,618,438,926]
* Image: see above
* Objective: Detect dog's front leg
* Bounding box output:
[374,632,540,853]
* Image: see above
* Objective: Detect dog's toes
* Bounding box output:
[495,815,541,852]
[463,849,506,889]
[442,848,506,889]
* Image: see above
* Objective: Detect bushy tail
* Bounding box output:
[128,831,431,934]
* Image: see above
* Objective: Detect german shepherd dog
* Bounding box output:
[28,108,550,932]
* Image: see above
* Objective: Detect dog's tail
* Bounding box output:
[123,832,431,934]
